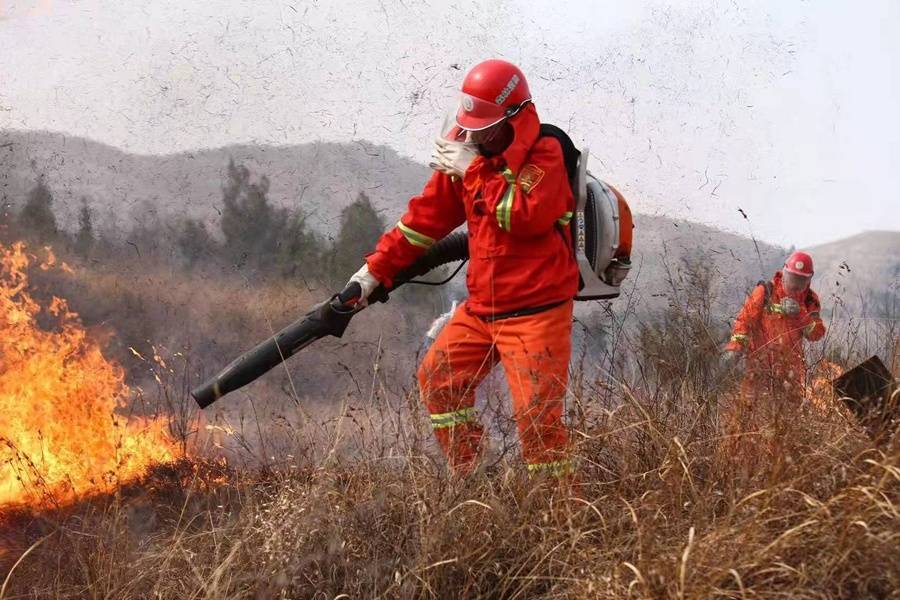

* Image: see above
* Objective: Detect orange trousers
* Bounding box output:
[417,301,573,476]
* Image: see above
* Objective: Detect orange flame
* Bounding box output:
[1,242,178,507]
[806,360,846,414]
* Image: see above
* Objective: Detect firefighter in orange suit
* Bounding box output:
[723,251,826,400]
[345,59,578,477]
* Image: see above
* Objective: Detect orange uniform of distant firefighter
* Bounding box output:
[725,252,826,398]
[347,60,578,477]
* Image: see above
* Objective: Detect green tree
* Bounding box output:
[329,190,452,305]
[275,211,325,281]
[17,177,58,242]
[220,159,281,269]
[330,191,385,285]
[74,198,95,258]
[178,218,219,268]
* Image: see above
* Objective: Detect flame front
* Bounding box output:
[1,242,178,507]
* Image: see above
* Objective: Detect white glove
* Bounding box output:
[345,263,381,306]
[781,297,800,316]
[430,136,478,179]
[716,350,744,383]
[720,349,745,374]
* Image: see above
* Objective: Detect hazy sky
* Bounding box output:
[1,0,898,247]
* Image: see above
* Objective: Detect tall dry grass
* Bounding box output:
[2,248,898,599]
[2,346,897,598]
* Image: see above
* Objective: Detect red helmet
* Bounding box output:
[784,251,814,277]
[455,59,532,131]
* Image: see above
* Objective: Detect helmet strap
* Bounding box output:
[503,98,532,119]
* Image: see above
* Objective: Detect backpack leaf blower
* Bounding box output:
[191,125,633,408]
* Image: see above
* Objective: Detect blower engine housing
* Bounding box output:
[572,150,633,300]
[538,124,633,301]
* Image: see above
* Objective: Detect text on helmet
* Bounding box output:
[495,74,520,105]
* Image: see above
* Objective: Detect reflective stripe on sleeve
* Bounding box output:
[556,211,574,227]
[495,168,517,231]
[397,221,435,249]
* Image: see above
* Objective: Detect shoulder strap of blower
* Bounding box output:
[757,280,774,302]
[538,123,580,254]
[538,124,634,301]
[539,124,580,184]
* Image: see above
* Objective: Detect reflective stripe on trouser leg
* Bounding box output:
[493,301,573,473]
[417,304,497,473]
[526,459,575,478]
[430,407,477,429]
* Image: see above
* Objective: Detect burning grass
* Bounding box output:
[0,243,179,507]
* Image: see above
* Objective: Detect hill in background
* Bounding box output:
[3,129,895,321]
[2,129,797,311]
[805,230,900,318]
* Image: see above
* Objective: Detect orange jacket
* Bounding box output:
[365,103,578,316]
[726,271,826,377]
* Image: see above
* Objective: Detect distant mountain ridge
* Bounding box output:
[805,231,900,317]
[8,128,870,314]
[0,129,430,235]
